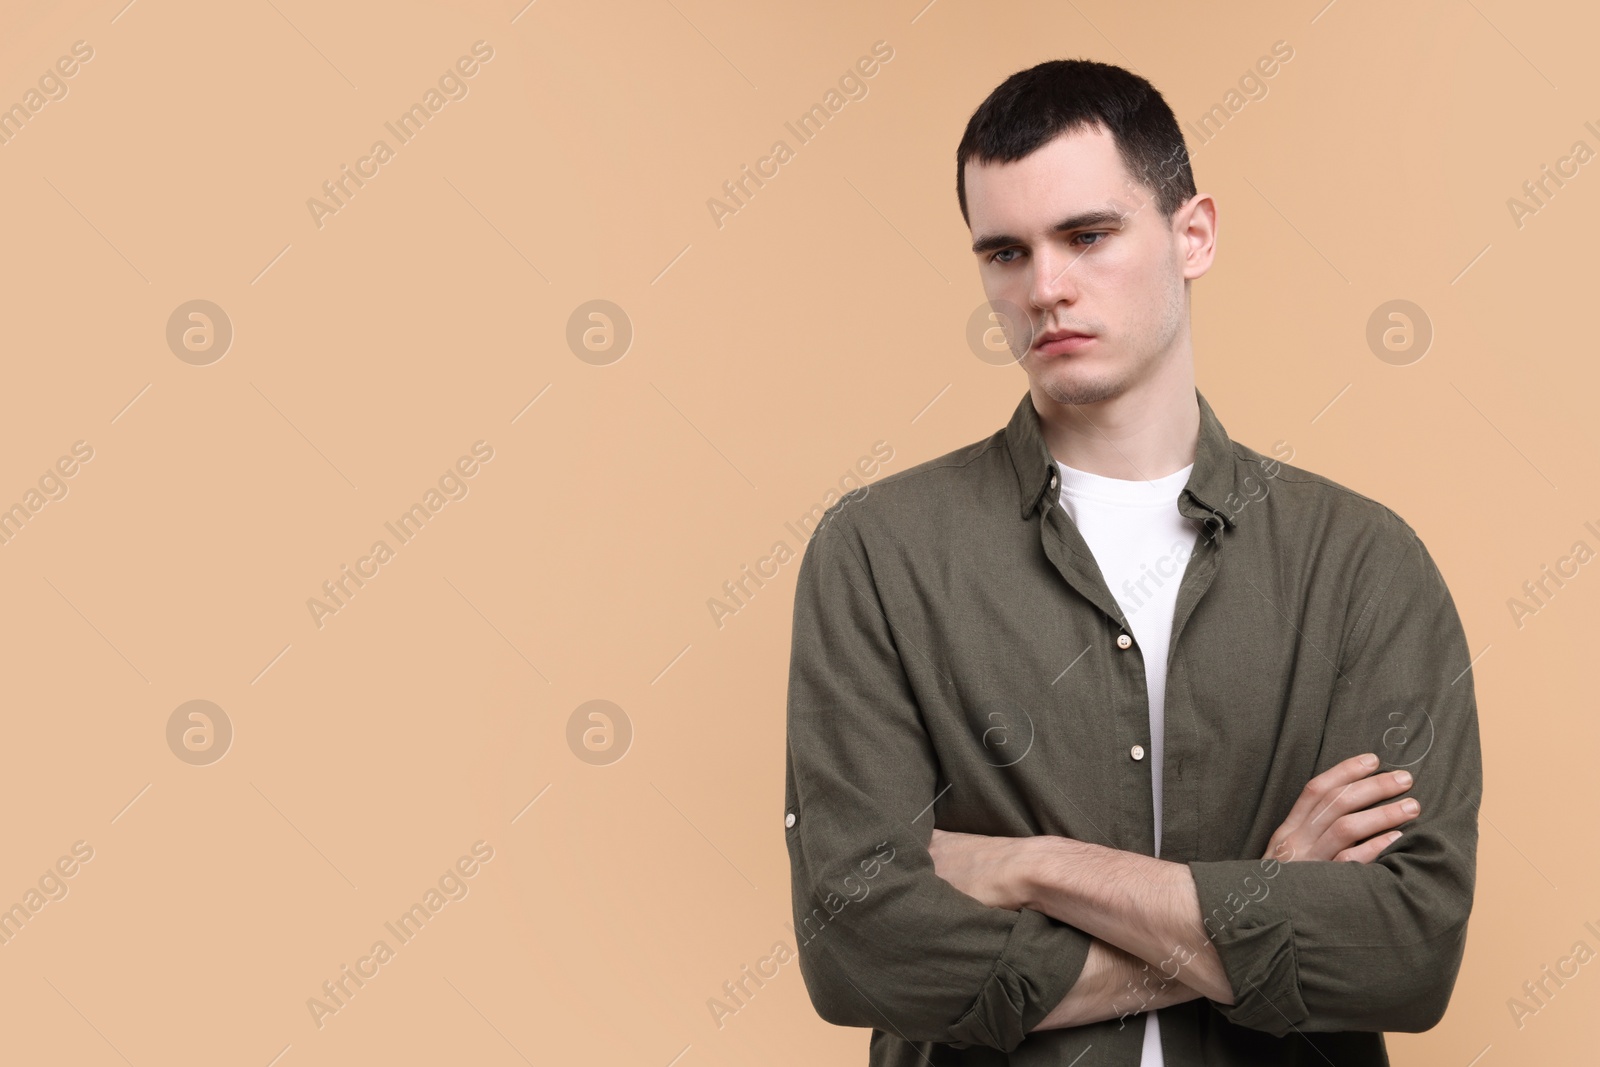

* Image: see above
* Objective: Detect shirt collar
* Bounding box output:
[1004,386,1241,530]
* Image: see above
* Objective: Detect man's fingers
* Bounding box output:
[1267,753,1421,864]
[1326,797,1421,854]
[1334,829,1403,863]
[1295,797,1420,862]
[1307,769,1415,829]
[1277,753,1382,833]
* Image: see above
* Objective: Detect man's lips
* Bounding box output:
[1033,329,1096,354]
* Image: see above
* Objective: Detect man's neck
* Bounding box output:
[1031,358,1200,484]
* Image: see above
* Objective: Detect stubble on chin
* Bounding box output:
[1040,376,1118,407]
[1034,359,1127,407]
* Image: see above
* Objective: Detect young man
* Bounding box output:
[783,59,1481,1065]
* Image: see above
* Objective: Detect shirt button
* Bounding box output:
[1049,472,1058,488]
[1116,633,1133,649]
[1131,744,1145,760]
[785,812,796,828]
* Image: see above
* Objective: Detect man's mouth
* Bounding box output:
[1034,328,1097,355]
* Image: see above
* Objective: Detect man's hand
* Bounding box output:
[1265,751,1419,864]
[928,828,1035,910]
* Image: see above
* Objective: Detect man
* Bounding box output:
[782,58,1481,1065]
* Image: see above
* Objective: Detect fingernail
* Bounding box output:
[1395,770,1412,786]
[1363,753,1379,769]
[1402,799,1420,814]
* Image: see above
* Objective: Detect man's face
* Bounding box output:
[965,124,1206,406]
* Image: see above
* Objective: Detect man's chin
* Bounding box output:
[1031,363,1122,407]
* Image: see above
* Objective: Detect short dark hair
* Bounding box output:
[956,59,1196,227]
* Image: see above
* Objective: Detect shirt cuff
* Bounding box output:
[1186,859,1310,1036]
[945,905,1094,1051]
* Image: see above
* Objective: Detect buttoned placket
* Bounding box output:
[1036,466,1229,862]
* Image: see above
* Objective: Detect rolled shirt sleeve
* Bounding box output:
[784,496,1095,1052]
[1186,522,1482,1037]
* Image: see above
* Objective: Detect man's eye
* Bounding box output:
[989,233,1107,263]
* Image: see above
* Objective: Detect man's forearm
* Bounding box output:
[1030,937,1203,1032]
[1019,837,1235,1004]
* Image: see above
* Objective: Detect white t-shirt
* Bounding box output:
[1056,458,1198,1067]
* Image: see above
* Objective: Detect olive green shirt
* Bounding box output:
[783,387,1481,1065]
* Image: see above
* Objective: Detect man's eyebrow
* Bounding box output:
[970,207,1128,256]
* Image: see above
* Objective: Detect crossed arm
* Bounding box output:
[927,752,1423,1031]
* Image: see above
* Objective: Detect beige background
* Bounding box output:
[0,0,1591,1063]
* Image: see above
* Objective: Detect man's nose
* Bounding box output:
[1029,247,1081,308]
